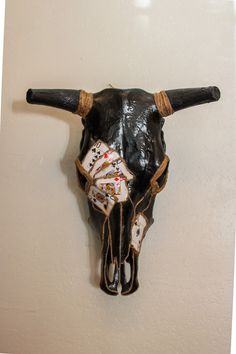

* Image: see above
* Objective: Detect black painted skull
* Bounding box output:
[26,86,220,295]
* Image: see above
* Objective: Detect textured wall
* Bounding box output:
[0,1,235,353]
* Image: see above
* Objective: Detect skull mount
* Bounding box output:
[26,86,220,295]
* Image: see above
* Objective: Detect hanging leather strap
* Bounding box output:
[150,155,170,194]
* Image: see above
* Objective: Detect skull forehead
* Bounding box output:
[85,88,162,139]
[94,87,151,96]
[82,99,165,183]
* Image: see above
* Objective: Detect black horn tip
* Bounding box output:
[210,86,221,101]
[26,89,33,103]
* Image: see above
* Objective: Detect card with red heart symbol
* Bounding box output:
[88,185,115,216]
[95,177,129,203]
[94,159,134,181]
[90,150,120,177]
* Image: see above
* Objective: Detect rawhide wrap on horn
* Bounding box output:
[154,91,174,117]
[76,90,93,117]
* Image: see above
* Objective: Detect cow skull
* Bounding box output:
[26,86,220,295]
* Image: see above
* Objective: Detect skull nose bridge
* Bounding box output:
[99,199,142,295]
[85,146,170,295]
[100,240,140,296]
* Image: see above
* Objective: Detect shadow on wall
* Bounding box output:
[12,99,101,289]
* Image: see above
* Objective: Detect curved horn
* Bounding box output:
[154,86,220,117]
[26,89,93,117]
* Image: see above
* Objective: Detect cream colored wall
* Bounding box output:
[0,1,235,353]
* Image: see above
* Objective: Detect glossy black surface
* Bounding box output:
[79,89,165,295]
[166,86,220,112]
[81,89,165,196]
[26,86,220,295]
[27,89,81,113]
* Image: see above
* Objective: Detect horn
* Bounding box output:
[154,86,220,117]
[26,89,93,117]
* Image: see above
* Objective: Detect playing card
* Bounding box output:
[95,177,129,203]
[94,159,134,181]
[82,140,109,172]
[88,185,115,216]
[131,213,147,252]
[89,150,120,178]
[83,140,134,215]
